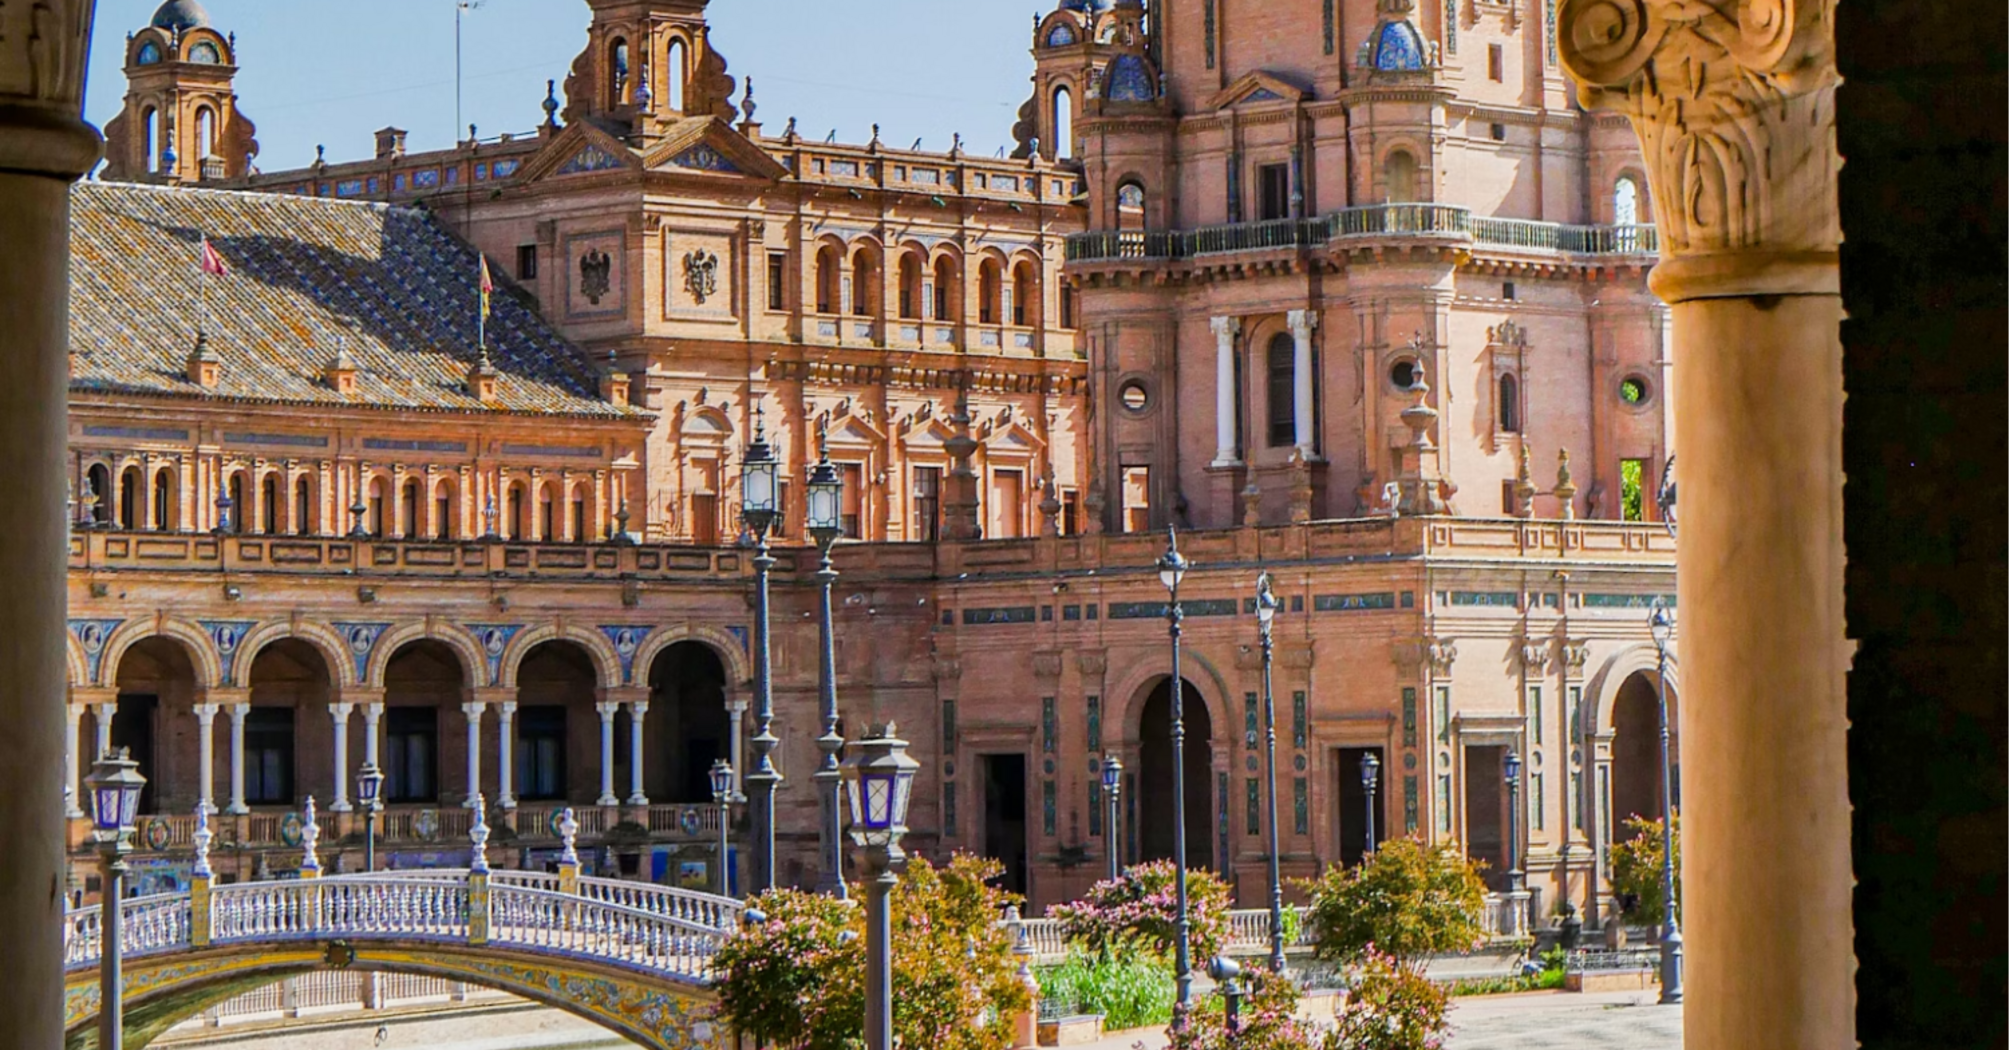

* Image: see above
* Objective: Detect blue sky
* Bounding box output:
[85,0,1048,172]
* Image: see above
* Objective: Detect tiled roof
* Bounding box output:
[69,181,641,419]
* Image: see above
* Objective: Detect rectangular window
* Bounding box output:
[1086,695,1102,752]
[1503,479,1518,515]
[942,700,957,750]
[1530,685,1543,745]
[1120,465,1151,534]
[1246,777,1261,836]
[1243,692,1259,750]
[1041,697,1057,753]
[839,463,864,538]
[386,707,437,804]
[1088,783,1103,836]
[1266,334,1297,448]
[1292,691,1308,750]
[244,708,294,805]
[767,252,787,311]
[1437,773,1453,834]
[1060,284,1075,328]
[1436,686,1452,742]
[1621,458,1647,521]
[912,466,941,542]
[991,468,1024,539]
[1257,163,1291,221]
[515,705,566,801]
[1571,770,1585,831]
[1061,489,1080,536]
[1404,774,1420,833]
[1402,687,1418,747]
[1042,779,1057,835]
[1533,771,1546,830]
[772,481,790,539]
[944,781,957,837]
[1569,686,1583,743]
[1488,44,1505,81]
[516,244,538,281]
[1292,777,1309,835]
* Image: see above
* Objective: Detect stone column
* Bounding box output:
[91,701,114,763]
[595,701,620,806]
[63,703,85,818]
[626,700,649,806]
[361,700,384,768]
[226,702,250,814]
[727,698,749,797]
[496,701,518,809]
[460,701,485,808]
[1287,309,1318,455]
[1560,6,1849,1047]
[1209,316,1241,466]
[192,703,219,814]
[328,702,353,811]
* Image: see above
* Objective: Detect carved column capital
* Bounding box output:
[1209,315,1241,345]
[0,0,103,179]
[1558,0,1839,300]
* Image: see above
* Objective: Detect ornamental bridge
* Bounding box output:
[63,865,741,1050]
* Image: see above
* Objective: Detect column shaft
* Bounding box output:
[1209,317,1241,466]
[329,703,353,811]
[193,703,218,814]
[64,704,85,818]
[362,703,383,766]
[596,702,619,806]
[461,702,484,808]
[627,701,649,806]
[497,702,517,808]
[92,702,114,762]
[1288,310,1317,454]
[227,703,250,814]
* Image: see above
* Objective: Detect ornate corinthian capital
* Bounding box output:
[0,0,103,178]
[1558,0,1839,299]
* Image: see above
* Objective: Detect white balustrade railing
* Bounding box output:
[206,878,467,946]
[1013,907,1310,963]
[488,886,724,983]
[573,878,741,930]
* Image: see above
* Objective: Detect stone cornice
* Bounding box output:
[0,0,102,179]
[1558,0,1840,301]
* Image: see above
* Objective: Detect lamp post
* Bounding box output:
[843,725,920,1050]
[1648,597,1684,1004]
[1208,957,1244,1038]
[356,762,385,872]
[1503,749,1523,896]
[1254,571,1286,974]
[1101,755,1123,883]
[87,748,147,1050]
[710,758,736,897]
[806,438,848,898]
[1157,527,1194,1012]
[1360,751,1380,859]
[740,407,781,893]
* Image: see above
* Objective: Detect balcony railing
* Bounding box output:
[1065,205,1659,263]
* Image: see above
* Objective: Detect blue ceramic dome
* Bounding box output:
[150,0,211,31]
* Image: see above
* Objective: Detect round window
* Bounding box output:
[1119,381,1149,412]
[1390,359,1421,391]
[1619,375,1652,405]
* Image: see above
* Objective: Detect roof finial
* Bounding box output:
[543,79,560,128]
[740,77,758,124]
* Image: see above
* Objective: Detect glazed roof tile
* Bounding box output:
[69,181,640,419]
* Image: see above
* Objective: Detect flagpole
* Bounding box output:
[198,236,208,344]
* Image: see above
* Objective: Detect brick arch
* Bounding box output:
[1106,644,1233,748]
[497,623,623,690]
[1584,642,1680,737]
[365,620,489,689]
[233,620,357,690]
[99,615,221,689]
[64,632,87,688]
[629,624,749,688]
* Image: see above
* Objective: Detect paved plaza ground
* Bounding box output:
[158,990,1682,1050]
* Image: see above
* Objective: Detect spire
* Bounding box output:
[1395,333,1448,516]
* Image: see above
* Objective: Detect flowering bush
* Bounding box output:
[1609,810,1681,927]
[713,853,1031,1050]
[1300,838,1487,972]
[1051,860,1233,963]
[1328,947,1451,1050]
[1165,968,1322,1050]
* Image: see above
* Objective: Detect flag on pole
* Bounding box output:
[479,255,494,322]
[200,237,228,276]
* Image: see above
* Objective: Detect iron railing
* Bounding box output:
[1065,205,1659,263]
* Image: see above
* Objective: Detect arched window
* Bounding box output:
[120,467,140,530]
[850,251,877,317]
[666,39,687,113]
[153,469,176,531]
[1266,332,1297,447]
[261,474,279,534]
[434,480,456,540]
[539,484,556,541]
[570,486,587,541]
[1384,150,1418,203]
[610,39,631,106]
[143,108,160,174]
[294,476,313,536]
[1052,86,1074,159]
[87,464,112,526]
[194,107,215,160]
[1011,261,1037,327]
[508,483,527,540]
[898,252,923,319]
[978,258,1003,325]
[227,472,246,533]
[1116,181,1146,230]
[1614,175,1641,226]
[401,479,420,538]
[368,478,387,537]
[932,256,957,322]
[815,245,840,313]
[1499,374,1521,432]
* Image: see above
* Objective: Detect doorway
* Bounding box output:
[1335,746,1387,868]
[982,754,1028,898]
[110,695,160,815]
[1138,678,1214,870]
[1463,744,1510,891]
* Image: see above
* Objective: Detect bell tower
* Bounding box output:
[102,0,259,183]
[1018,0,1151,161]
[562,0,738,145]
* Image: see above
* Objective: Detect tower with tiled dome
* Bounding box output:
[101,0,259,183]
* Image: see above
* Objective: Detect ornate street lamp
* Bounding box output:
[740,406,782,893]
[1156,526,1194,1012]
[710,758,736,897]
[87,748,146,1050]
[212,489,234,537]
[1101,754,1123,883]
[806,436,848,898]
[356,762,385,872]
[1648,597,1684,1003]
[1503,749,1524,898]
[1360,750,1381,858]
[1254,571,1286,973]
[844,725,919,1050]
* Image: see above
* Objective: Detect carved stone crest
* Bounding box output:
[1520,638,1554,674]
[579,247,613,304]
[682,248,719,304]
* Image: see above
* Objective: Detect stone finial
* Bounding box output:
[1514,444,1537,518]
[1396,360,1448,516]
[1039,473,1062,538]
[557,807,580,866]
[1553,448,1578,519]
[191,804,214,879]
[1081,477,1106,536]
[1288,448,1314,524]
[186,332,221,387]
[1241,480,1262,529]
[543,80,560,130]
[469,794,491,874]
[299,796,322,876]
[467,349,499,404]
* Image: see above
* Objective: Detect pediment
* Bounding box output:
[825,411,888,447]
[1206,71,1308,110]
[641,118,789,181]
[514,122,643,184]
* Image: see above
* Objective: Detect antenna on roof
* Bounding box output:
[824,129,837,144]
[995,146,1006,158]
[910,137,923,151]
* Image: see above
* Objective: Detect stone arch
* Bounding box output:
[1584,642,1680,738]
[1106,646,1232,747]
[1379,143,1425,202]
[235,620,358,691]
[365,620,489,688]
[64,632,88,688]
[100,615,220,689]
[629,624,749,687]
[498,622,623,690]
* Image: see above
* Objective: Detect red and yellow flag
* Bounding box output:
[479,254,494,322]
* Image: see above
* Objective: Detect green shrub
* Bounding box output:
[1299,837,1488,972]
[1049,860,1233,963]
[1167,968,1322,1050]
[1033,953,1176,1030]
[1609,810,1681,927]
[1330,947,1452,1050]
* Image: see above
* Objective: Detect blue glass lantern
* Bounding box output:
[845,725,919,848]
[87,748,146,841]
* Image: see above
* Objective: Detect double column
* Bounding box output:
[596,688,651,808]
